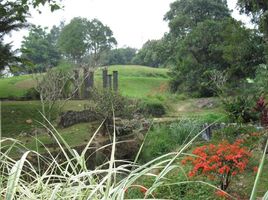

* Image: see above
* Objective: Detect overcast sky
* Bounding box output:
[6,0,252,50]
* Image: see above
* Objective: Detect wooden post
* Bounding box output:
[113,71,118,91]
[108,74,112,90]
[102,69,108,88]
[74,69,79,99]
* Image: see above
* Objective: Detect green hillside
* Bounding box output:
[0,65,169,99]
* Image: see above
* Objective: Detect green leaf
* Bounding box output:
[6,151,30,200]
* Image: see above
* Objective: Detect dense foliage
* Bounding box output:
[21,26,61,72]
[161,0,265,96]
[237,0,268,37]
[102,47,137,66]
[132,39,169,67]
[0,0,61,71]
[164,0,230,39]
[58,17,117,67]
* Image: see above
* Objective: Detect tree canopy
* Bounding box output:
[57,17,87,64]
[132,39,169,67]
[102,47,137,66]
[170,19,265,96]
[84,19,117,67]
[21,25,61,72]
[237,0,268,36]
[160,0,266,96]
[0,0,61,71]
[58,17,117,67]
[164,0,230,38]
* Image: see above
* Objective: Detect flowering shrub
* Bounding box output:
[182,140,252,191]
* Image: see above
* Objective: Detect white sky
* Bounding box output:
[5,0,252,50]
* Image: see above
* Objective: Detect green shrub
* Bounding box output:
[222,95,258,123]
[197,112,229,124]
[24,88,40,100]
[169,119,202,145]
[89,88,137,119]
[139,125,174,162]
[140,119,201,162]
[139,99,166,117]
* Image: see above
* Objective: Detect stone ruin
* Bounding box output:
[58,109,99,128]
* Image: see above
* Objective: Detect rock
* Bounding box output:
[26,119,33,124]
[197,98,216,108]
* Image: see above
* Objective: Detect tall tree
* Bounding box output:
[84,19,117,67]
[57,17,87,64]
[102,47,137,66]
[237,0,268,36]
[21,26,61,72]
[132,40,168,67]
[164,0,230,38]
[170,19,265,96]
[0,0,61,71]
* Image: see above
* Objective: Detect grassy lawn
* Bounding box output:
[1,101,47,137]
[0,74,35,98]
[0,65,169,99]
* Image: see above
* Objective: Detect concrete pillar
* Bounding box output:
[89,71,94,88]
[108,74,112,90]
[84,67,90,99]
[102,69,108,88]
[74,69,79,99]
[113,71,118,91]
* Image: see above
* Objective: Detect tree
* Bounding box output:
[132,39,169,67]
[101,47,137,66]
[84,18,117,67]
[0,0,61,71]
[237,0,268,37]
[21,26,61,72]
[164,0,230,39]
[170,19,265,97]
[58,18,117,67]
[58,17,87,64]
[237,0,268,62]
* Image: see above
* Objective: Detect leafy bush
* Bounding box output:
[24,88,40,100]
[140,119,201,162]
[253,64,268,95]
[169,118,202,145]
[139,99,166,117]
[139,125,174,162]
[222,95,258,123]
[87,89,138,128]
[213,125,257,143]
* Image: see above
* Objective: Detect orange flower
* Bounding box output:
[184,140,252,191]
[215,190,228,198]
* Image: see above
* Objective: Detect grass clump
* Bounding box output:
[140,119,202,162]
[139,99,166,117]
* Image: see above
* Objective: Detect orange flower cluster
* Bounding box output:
[182,140,251,190]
